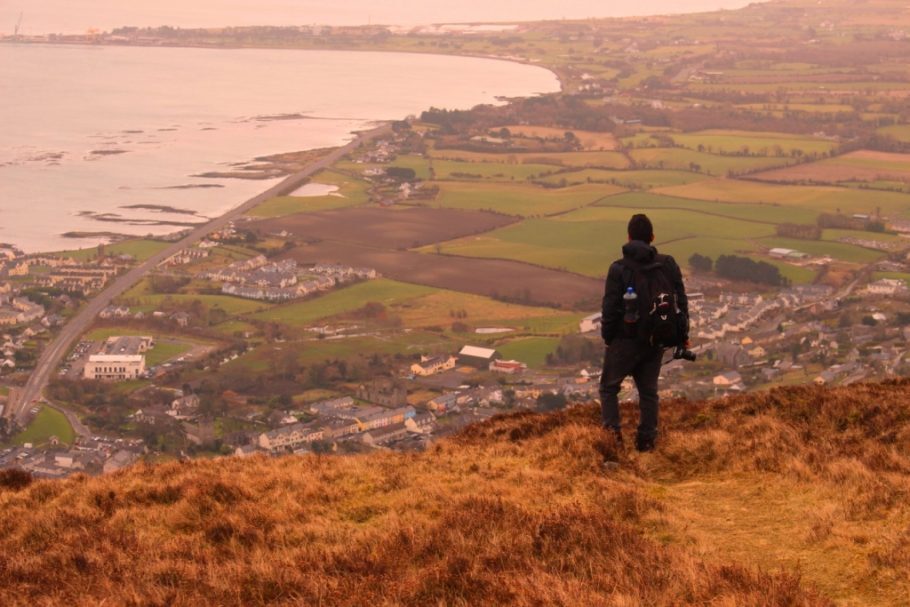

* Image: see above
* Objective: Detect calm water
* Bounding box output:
[10,1,759,34]
[0,44,559,251]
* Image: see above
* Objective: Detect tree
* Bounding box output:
[715,255,788,286]
[689,253,713,272]
[385,167,416,181]
[451,321,471,333]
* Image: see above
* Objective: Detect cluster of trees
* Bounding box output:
[688,253,713,272]
[715,255,789,286]
[546,334,602,367]
[691,252,787,286]
[385,167,417,181]
[149,274,191,294]
[348,302,400,326]
[776,223,822,240]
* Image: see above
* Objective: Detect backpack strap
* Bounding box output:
[618,259,636,290]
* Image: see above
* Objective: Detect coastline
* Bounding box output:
[3,39,564,421]
[8,123,393,424]
[1,43,561,254]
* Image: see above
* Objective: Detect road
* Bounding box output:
[10,124,392,427]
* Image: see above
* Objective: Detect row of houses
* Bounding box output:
[37,266,119,294]
[257,404,418,452]
[163,247,210,266]
[0,436,144,479]
[0,297,45,328]
[221,274,336,302]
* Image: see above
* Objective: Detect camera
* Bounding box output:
[672,345,697,362]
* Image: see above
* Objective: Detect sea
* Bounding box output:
[0,45,559,252]
[1,0,758,252]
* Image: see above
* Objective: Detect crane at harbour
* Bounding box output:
[13,12,23,37]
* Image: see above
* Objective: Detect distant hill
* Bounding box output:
[2,380,909,605]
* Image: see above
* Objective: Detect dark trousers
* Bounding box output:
[599,338,664,439]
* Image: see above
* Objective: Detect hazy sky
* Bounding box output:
[6,1,758,34]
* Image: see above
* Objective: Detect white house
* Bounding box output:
[579,313,602,334]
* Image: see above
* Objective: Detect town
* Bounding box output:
[5,0,910,478]
[3,207,910,477]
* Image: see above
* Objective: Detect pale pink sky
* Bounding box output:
[7,1,759,34]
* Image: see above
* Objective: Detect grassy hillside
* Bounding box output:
[3,381,910,606]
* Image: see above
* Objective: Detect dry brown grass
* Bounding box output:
[3,380,910,606]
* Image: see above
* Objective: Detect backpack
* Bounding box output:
[620,256,683,348]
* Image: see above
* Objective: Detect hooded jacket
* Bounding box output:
[601,240,689,345]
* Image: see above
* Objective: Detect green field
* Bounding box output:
[210,320,259,337]
[247,194,360,218]
[822,229,906,246]
[248,171,370,218]
[128,294,273,315]
[146,340,194,367]
[431,159,557,181]
[432,181,623,217]
[630,148,796,175]
[536,169,706,189]
[655,178,910,217]
[759,237,886,264]
[429,148,630,169]
[877,125,910,143]
[388,155,433,180]
[393,289,574,330]
[434,205,775,277]
[226,332,447,372]
[737,103,855,115]
[251,279,435,328]
[497,337,560,368]
[12,406,75,447]
[595,191,818,225]
[335,154,432,181]
[670,130,839,157]
[51,239,170,263]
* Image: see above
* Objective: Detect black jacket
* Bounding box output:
[601,240,689,345]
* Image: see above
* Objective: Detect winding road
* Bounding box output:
[10,124,392,427]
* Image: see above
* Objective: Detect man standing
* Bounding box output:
[599,214,689,452]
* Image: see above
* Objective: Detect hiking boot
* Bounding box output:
[635,433,656,453]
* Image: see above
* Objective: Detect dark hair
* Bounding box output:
[628,214,654,242]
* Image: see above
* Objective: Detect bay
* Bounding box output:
[0,44,559,252]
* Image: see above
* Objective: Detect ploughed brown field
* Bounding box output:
[253,206,603,308]
[751,150,910,184]
[281,240,602,309]
[251,207,517,250]
[3,380,909,606]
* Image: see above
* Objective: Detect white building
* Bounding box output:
[84,354,145,381]
[866,278,907,296]
[579,313,602,334]
[410,355,457,377]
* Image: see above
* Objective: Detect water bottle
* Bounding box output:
[623,287,639,324]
